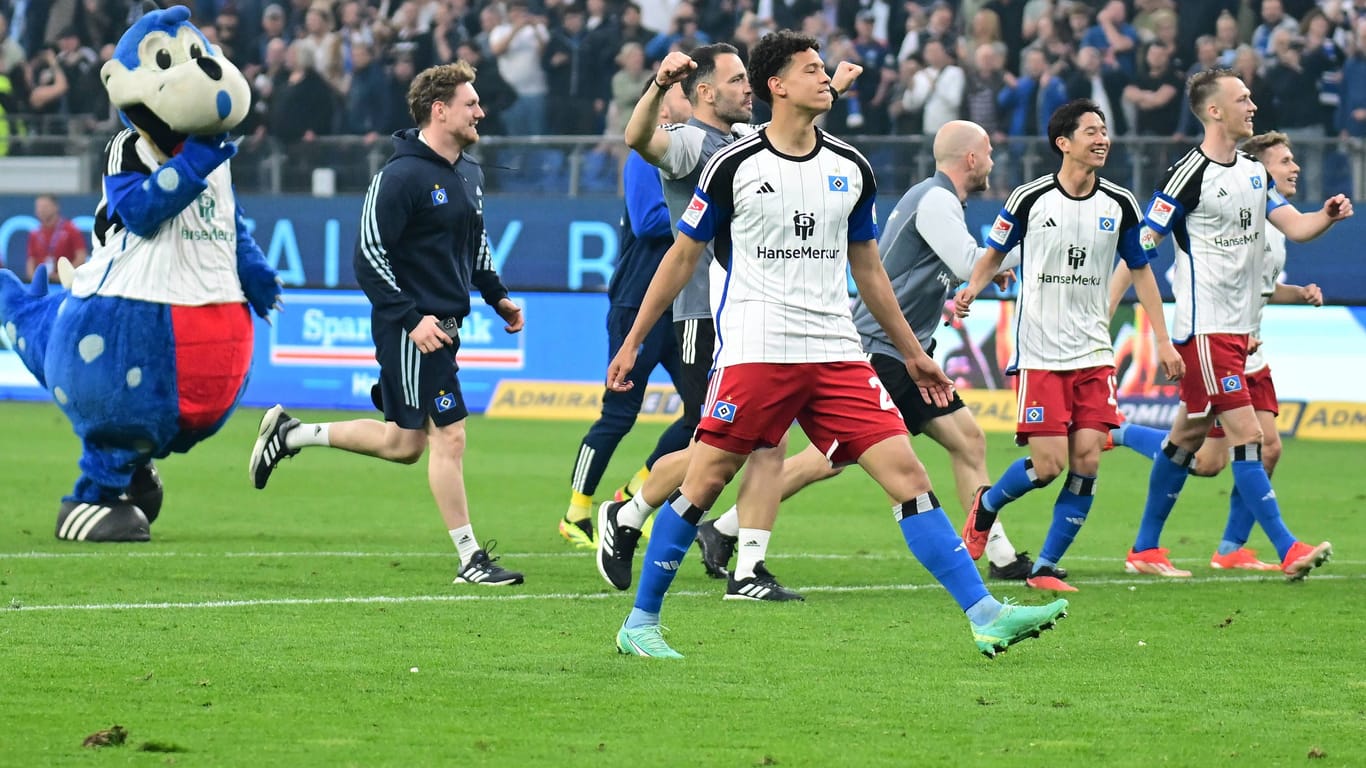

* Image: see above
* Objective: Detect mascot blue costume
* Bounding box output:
[0,3,280,541]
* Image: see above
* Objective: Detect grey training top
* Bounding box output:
[853,171,1015,362]
[656,118,755,321]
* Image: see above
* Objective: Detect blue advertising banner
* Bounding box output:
[3,194,1365,302]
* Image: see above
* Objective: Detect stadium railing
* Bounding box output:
[3,115,1362,200]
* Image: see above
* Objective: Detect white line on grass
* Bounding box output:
[2,550,1362,566]
[5,573,1358,613]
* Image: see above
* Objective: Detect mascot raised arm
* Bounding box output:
[0,2,281,542]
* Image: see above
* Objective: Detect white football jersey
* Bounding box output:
[678,127,878,367]
[1143,148,1288,341]
[73,130,245,305]
[988,174,1151,371]
[1244,223,1287,374]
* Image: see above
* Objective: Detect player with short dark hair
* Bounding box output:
[954,99,1183,591]
[606,31,1068,659]
[249,62,527,586]
[1120,69,1346,579]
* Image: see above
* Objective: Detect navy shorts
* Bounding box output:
[374,322,468,429]
[673,317,715,428]
[869,352,966,435]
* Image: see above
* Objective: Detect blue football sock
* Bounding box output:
[1230,445,1296,560]
[982,458,1044,514]
[1218,485,1256,555]
[1116,422,1167,461]
[626,492,703,627]
[1036,473,1096,570]
[895,495,994,617]
[1133,441,1194,552]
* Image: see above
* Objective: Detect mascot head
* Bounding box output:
[101,2,251,153]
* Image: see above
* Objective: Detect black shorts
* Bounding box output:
[374,322,468,429]
[869,352,965,435]
[673,317,715,428]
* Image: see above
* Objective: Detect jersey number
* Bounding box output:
[868,376,896,412]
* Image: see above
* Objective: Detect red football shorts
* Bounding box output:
[1206,365,1278,438]
[695,361,908,465]
[1176,334,1253,417]
[1013,366,1121,445]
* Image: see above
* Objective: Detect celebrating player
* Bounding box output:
[954,99,1183,592]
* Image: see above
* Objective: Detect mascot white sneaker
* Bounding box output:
[0,2,281,541]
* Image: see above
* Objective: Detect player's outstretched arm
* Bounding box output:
[1129,263,1184,381]
[625,52,696,164]
[952,246,1008,318]
[606,234,705,392]
[1269,193,1354,242]
[1271,281,1323,306]
[849,240,954,406]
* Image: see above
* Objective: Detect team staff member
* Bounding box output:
[249,62,526,586]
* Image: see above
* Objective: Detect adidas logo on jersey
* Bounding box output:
[1038,217,1057,228]
[1217,187,1229,197]
[755,181,776,194]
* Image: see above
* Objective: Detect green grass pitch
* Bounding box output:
[0,401,1362,766]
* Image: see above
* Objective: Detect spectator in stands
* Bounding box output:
[1268,31,1325,195]
[26,193,87,283]
[1176,35,1223,141]
[1067,46,1130,137]
[611,42,652,137]
[886,55,921,134]
[1336,23,1366,142]
[900,2,954,65]
[902,37,963,137]
[849,10,895,134]
[343,40,389,141]
[1253,0,1301,57]
[298,1,344,91]
[1234,44,1279,129]
[18,47,70,126]
[268,40,336,145]
[1124,41,1184,137]
[214,5,245,66]
[1301,9,1346,135]
[474,3,503,61]
[985,0,1026,75]
[433,0,472,65]
[456,41,514,136]
[1214,11,1240,66]
[381,52,419,135]
[256,4,292,67]
[245,36,289,139]
[55,26,101,112]
[999,47,1068,183]
[957,8,1002,67]
[617,3,656,51]
[964,42,1009,144]
[0,12,26,75]
[490,0,549,135]
[645,2,709,62]
[389,0,436,71]
[76,0,121,50]
[544,4,602,134]
[1084,0,1141,76]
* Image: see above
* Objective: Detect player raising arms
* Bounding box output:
[954,99,1184,591]
[605,30,1068,659]
[1123,69,1347,579]
[1108,131,1325,572]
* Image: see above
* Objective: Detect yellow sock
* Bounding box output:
[565,492,592,523]
[626,467,650,497]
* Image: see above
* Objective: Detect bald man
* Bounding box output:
[697,121,1039,582]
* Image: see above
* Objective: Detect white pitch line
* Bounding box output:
[0,550,1361,566]
[4,573,1358,613]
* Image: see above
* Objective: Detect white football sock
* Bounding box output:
[450,525,480,566]
[712,506,740,537]
[733,527,770,581]
[285,422,330,450]
[985,519,1017,567]
[616,493,656,529]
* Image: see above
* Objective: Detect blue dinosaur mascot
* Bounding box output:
[0,2,280,542]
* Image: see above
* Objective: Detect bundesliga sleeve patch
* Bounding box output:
[681,193,708,228]
[988,214,1013,246]
[1147,197,1175,228]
